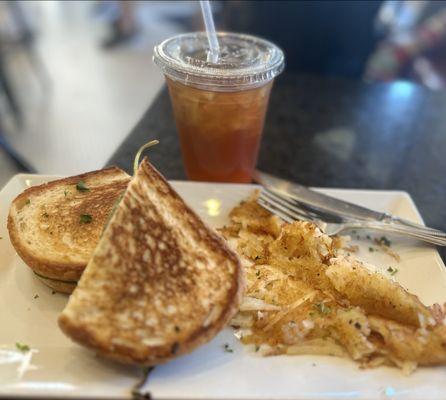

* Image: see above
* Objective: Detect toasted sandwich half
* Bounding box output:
[58,159,243,366]
[8,167,130,293]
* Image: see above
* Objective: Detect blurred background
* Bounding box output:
[1,0,446,185]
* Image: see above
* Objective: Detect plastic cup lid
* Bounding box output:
[153,32,285,91]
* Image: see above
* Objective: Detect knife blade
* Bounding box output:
[253,170,441,233]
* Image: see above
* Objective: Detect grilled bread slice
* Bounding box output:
[8,167,130,293]
[58,159,243,366]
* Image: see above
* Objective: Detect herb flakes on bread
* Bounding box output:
[8,167,130,293]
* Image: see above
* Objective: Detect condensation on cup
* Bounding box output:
[154,32,284,183]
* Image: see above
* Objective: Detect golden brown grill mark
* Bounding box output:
[36,180,128,249]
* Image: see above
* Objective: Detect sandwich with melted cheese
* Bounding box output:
[7,167,130,293]
[58,158,243,365]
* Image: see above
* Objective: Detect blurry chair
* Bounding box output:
[0,1,46,173]
[0,1,51,110]
[0,127,35,173]
[0,53,21,124]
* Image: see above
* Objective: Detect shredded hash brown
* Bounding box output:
[219,192,446,374]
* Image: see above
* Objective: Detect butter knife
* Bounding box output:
[253,170,444,234]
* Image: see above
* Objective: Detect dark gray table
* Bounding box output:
[108,73,446,259]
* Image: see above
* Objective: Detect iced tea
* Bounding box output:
[154,32,284,182]
[167,78,272,183]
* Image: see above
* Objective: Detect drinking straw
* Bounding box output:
[200,0,220,63]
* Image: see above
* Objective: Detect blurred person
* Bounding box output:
[366,2,446,89]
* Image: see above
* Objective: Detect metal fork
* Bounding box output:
[258,189,446,246]
[260,187,446,237]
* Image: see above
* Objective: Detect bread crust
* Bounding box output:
[58,159,244,365]
[35,274,77,294]
[8,166,130,284]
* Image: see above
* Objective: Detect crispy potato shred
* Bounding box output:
[219,192,446,373]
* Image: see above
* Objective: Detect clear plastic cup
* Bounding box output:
[153,32,284,183]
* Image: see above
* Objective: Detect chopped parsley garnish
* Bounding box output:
[255,345,260,352]
[378,236,391,247]
[314,303,331,315]
[76,181,89,192]
[33,294,39,299]
[368,247,375,252]
[80,214,92,224]
[366,235,371,240]
[387,266,398,276]
[16,342,30,352]
[25,199,31,205]
[42,212,49,218]
[64,190,68,197]
[223,343,233,353]
[255,270,261,279]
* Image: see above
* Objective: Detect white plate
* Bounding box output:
[1,174,446,400]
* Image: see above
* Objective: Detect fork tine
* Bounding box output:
[258,191,312,222]
[261,189,315,221]
[257,197,296,223]
[257,197,295,223]
[264,187,340,221]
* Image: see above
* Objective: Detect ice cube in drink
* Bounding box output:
[167,78,272,182]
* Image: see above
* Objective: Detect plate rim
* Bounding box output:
[4,172,419,197]
[1,173,445,399]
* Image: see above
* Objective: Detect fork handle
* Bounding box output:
[343,221,446,246]
[382,213,446,236]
